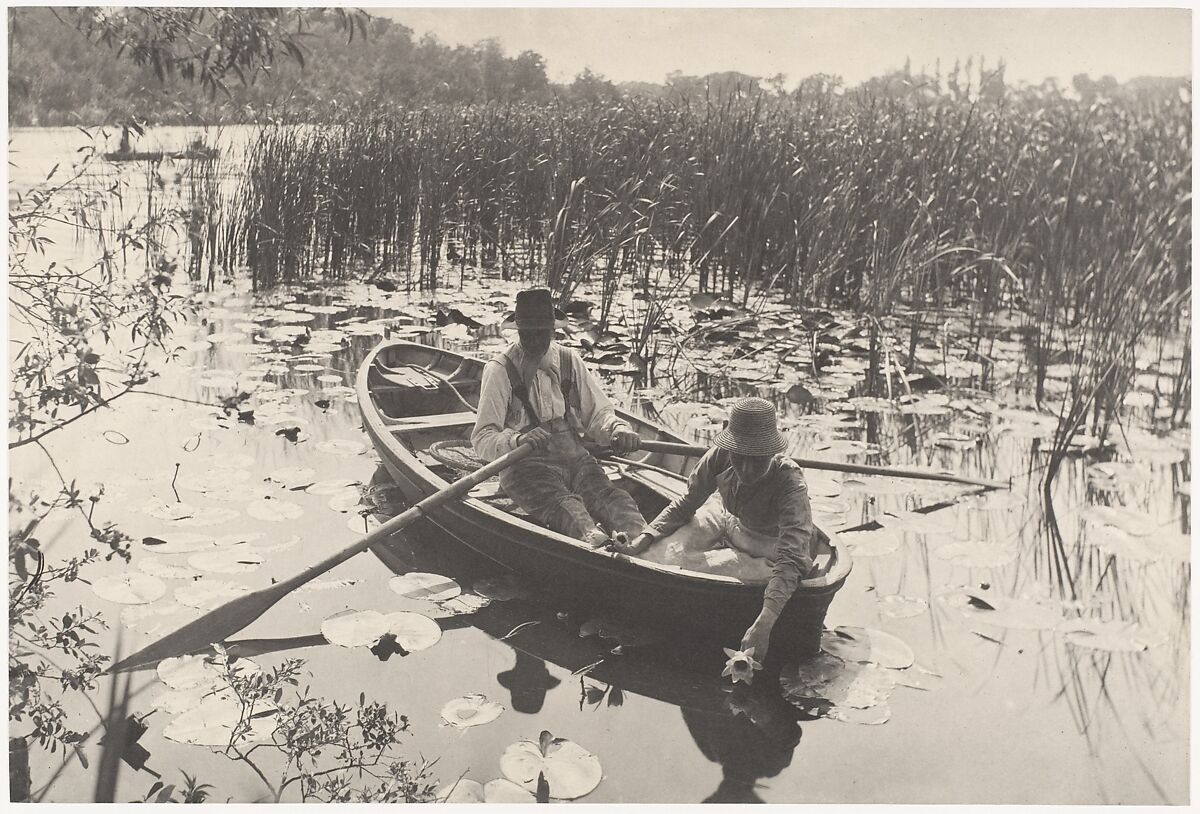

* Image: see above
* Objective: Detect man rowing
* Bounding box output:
[613,397,828,668]
[472,288,652,548]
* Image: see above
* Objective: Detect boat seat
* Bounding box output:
[375,363,443,390]
[387,412,477,430]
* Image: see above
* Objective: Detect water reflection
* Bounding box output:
[496,652,561,715]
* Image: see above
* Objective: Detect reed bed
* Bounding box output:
[217,84,1190,441]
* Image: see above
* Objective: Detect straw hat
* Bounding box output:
[713,397,787,456]
[502,288,566,329]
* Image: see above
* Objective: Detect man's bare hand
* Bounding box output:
[610,427,641,454]
[610,531,654,555]
[518,427,552,450]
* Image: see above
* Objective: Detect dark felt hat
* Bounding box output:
[714,397,788,456]
[508,288,558,329]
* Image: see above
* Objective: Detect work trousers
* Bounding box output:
[499,449,650,540]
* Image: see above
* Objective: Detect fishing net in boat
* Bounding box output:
[427,440,485,474]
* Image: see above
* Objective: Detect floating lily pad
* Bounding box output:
[441,694,505,728]
[1061,619,1165,652]
[840,528,901,558]
[321,610,391,648]
[782,653,897,709]
[884,510,957,536]
[389,572,462,602]
[138,557,200,580]
[380,611,442,651]
[935,541,1018,568]
[1081,505,1157,537]
[266,466,317,489]
[944,591,1063,630]
[151,686,235,715]
[143,500,202,522]
[820,626,914,669]
[176,581,251,610]
[878,594,928,619]
[483,779,536,803]
[500,735,602,800]
[170,506,241,528]
[246,497,304,522]
[92,572,166,605]
[156,653,259,690]
[315,439,367,456]
[437,593,492,616]
[435,779,484,803]
[212,531,265,548]
[578,617,658,646]
[188,548,266,574]
[163,694,276,747]
[307,478,361,495]
[473,575,526,601]
[826,704,892,725]
[121,602,192,635]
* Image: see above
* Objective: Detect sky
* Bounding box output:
[372,6,1191,88]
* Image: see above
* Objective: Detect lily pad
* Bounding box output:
[884,510,957,536]
[782,653,897,709]
[840,528,901,558]
[381,611,442,651]
[483,779,537,803]
[436,593,492,616]
[1081,505,1157,537]
[138,558,201,580]
[878,594,928,619]
[435,779,484,803]
[92,572,167,605]
[188,548,266,574]
[1060,619,1165,652]
[321,610,391,648]
[315,439,366,456]
[935,541,1019,568]
[389,572,462,602]
[246,497,304,522]
[440,694,505,728]
[946,591,1062,630]
[163,694,276,747]
[500,735,602,800]
[176,581,251,610]
[826,704,892,725]
[173,506,241,528]
[820,626,914,669]
[307,478,361,495]
[473,575,526,601]
[266,466,317,489]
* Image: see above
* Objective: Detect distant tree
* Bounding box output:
[511,49,551,99]
[567,67,620,103]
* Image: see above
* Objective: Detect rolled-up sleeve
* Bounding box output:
[471,361,521,462]
[648,447,722,539]
[762,477,817,616]
[572,351,629,443]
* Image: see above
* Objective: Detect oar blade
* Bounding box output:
[107,582,292,674]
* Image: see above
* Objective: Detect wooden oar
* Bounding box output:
[634,439,1009,490]
[107,443,534,674]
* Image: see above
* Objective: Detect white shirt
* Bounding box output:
[471,341,630,461]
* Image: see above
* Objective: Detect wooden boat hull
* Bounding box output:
[357,339,852,660]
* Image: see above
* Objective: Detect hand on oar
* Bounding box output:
[107,443,536,674]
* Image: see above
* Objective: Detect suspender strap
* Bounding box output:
[501,355,542,430]
[558,345,582,422]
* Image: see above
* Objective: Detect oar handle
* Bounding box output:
[634,439,1009,491]
[275,443,535,594]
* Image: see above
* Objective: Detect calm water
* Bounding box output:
[9,127,1190,804]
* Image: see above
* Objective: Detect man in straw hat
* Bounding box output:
[614,397,827,666]
[472,288,650,547]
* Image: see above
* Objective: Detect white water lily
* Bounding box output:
[721,647,762,684]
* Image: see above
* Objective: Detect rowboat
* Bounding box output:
[356,339,852,664]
